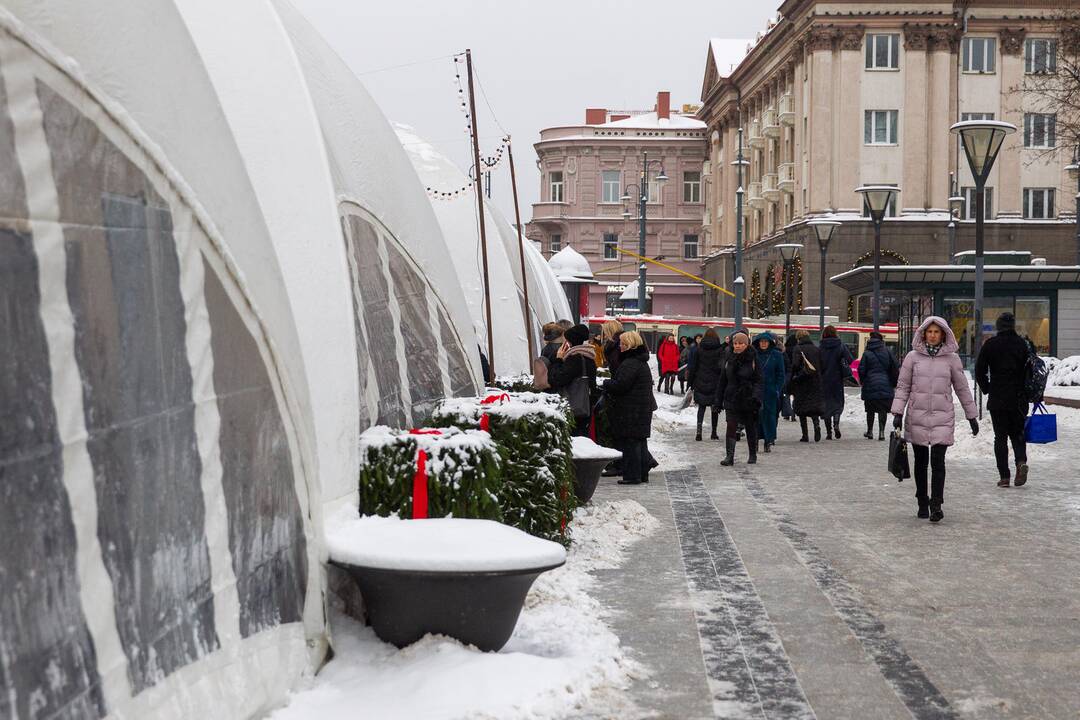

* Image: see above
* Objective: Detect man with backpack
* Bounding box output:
[975,312,1039,488]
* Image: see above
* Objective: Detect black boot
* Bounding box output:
[695,424,702,442]
[833,417,842,439]
[865,413,874,439]
[917,496,929,519]
[799,417,809,442]
[748,439,758,464]
[813,418,822,443]
[710,412,719,440]
[720,439,736,466]
[929,499,944,523]
[764,441,772,453]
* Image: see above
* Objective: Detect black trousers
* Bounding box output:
[619,438,651,483]
[989,403,1028,479]
[726,416,757,446]
[912,444,948,504]
[696,404,719,432]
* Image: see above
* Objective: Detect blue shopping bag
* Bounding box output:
[1024,403,1057,444]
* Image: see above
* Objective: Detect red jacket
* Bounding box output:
[657,338,681,375]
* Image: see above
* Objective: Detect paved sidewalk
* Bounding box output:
[589,394,1080,719]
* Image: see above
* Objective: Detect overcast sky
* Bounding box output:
[291,0,776,224]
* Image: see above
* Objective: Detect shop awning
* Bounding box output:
[830,264,1080,293]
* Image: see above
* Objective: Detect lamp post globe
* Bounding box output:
[950,120,1017,359]
[855,184,900,332]
[808,220,841,331]
[776,242,803,337]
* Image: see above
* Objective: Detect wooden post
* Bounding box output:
[507,139,535,361]
[465,49,496,379]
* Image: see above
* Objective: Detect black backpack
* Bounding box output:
[1022,337,1048,403]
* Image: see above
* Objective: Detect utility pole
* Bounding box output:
[507,138,536,361]
[465,49,495,377]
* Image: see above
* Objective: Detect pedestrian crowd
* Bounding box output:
[534,311,1042,523]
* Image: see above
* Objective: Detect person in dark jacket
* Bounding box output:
[677,337,692,394]
[687,328,725,441]
[600,319,624,373]
[755,332,785,452]
[859,331,899,440]
[548,324,598,437]
[975,312,1032,487]
[716,332,764,465]
[602,331,655,485]
[789,330,824,442]
[818,325,854,439]
[540,322,564,365]
[782,332,798,421]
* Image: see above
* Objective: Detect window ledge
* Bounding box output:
[961,70,997,75]
[864,67,900,72]
[864,143,900,147]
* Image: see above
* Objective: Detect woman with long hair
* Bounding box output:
[818,325,854,439]
[687,328,725,441]
[602,331,656,485]
[789,330,824,442]
[716,332,763,465]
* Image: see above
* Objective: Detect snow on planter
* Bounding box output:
[431,392,576,545]
[570,436,623,461]
[358,426,502,521]
[568,437,622,504]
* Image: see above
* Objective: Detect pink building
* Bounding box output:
[526,91,708,317]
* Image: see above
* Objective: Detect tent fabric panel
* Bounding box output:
[439,306,480,397]
[203,259,309,638]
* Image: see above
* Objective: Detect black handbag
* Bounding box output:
[888,430,911,481]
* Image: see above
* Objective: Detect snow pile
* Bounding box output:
[571,436,622,460]
[358,425,499,479]
[268,500,657,720]
[436,390,569,423]
[325,509,565,572]
[1046,355,1080,387]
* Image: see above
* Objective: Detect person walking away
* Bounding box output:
[657,334,681,394]
[678,337,692,394]
[782,332,798,421]
[859,330,898,440]
[716,332,763,465]
[891,316,979,522]
[540,322,564,365]
[600,319,624,372]
[975,312,1031,488]
[789,330,825,442]
[818,325,854,439]
[687,328,725,441]
[602,331,656,485]
[755,332,785,452]
[547,324,598,437]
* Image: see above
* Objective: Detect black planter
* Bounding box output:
[332,560,563,652]
[571,456,610,503]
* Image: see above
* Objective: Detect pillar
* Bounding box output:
[807,26,836,213]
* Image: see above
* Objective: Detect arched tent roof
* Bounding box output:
[395,123,530,375]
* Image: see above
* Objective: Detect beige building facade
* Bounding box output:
[699,0,1076,324]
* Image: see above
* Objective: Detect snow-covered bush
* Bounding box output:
[490,374,535,393]
[431,392,576,545]
[358,426,502,521]
[1047,356,1080,387]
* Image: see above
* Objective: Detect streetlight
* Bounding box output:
[1067,143,1080,265]
[621,151,667,313]
[947,171,964,263]
[855,184,901,331]
[732,124,749,329]
[776,242,803,338]
[951,119,1017,357]
[808,220,841,331]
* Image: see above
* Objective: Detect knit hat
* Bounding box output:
[996,312,1016,332]
[564,323,590,346]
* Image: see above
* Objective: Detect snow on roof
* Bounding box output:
[548,245,595,282]
[710,38,753,78]
[603,112,705,130]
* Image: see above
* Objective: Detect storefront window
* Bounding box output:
[1015,297,1051,353]
[942,297,976,359]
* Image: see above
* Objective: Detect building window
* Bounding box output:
[549,171,564,202]
[550,233,562,253]
[1024,113,1056,148]
[683,234,699,260]
[861,184,898,218]
[961,112,995,121]
[648,174,663,204]
[962,37,996,73]
[1025,38,1057,74]
[864,110,899,145]
[961,187,993,220]
[865,34,900,70]
[683,171,702,203]
[602,233,619,260]
[601,170,621,203]
[1023,188,1055,219]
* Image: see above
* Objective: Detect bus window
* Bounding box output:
[677,326,700,344]
[588,323,602,338]
[622,322,637,333]
[839,332,859,359]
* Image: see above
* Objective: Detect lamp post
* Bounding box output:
[947,172,964,263]
[621,151,667,313]
[855,185,901,331]
[776,242,803,338]
[951,120,1017,357]
[808,220,840,331]
[1067,143,1080,265]
[733,125,748,329]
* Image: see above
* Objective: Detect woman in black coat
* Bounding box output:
[716,332,763,466]
[859,330,899,440]
[602,331,655,485]
[788,330,824,442]
[818,325,854,440]
[687,328,725,442]
[547,324,598,437]
[782,332,797,421]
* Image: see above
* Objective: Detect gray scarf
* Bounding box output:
[926,342,943,357]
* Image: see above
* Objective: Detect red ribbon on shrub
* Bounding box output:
[407,429,442,519]
[478,392,510,433]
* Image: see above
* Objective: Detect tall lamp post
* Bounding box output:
[947,172,964,263]
[808,220,840,331]
[951,120,1016,357]
[776,242,803,338]
[1066,143,1080,265]
[733,125,748,328]
[621,152,668,313]
[855,185,901,331]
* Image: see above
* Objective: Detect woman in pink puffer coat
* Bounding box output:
[891,316,979,523]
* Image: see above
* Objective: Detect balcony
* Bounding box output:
[747,181,766,209]
[778,162,795,193]
[762,173,780,203]
[530,202,568,223]
[748,119,765,149]
[778,94,795,126]
[762,108,781,138]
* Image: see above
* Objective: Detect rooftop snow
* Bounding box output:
[710,38,753,78]
[602,112,706,130]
